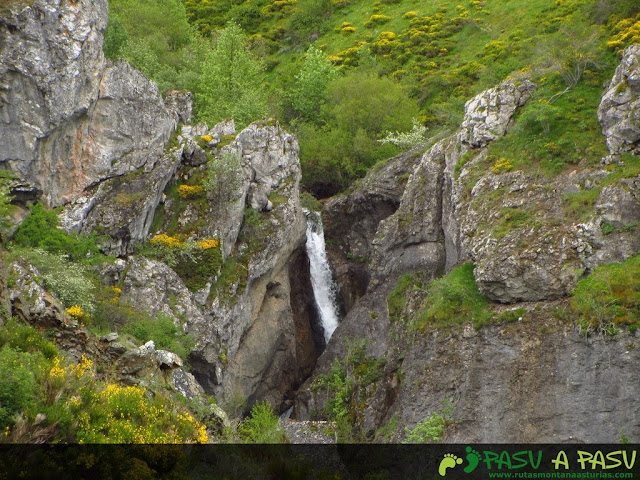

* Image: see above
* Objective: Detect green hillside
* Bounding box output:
[104,0,639,195]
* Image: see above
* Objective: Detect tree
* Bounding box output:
[286,46,338,125]
[299,72,419,196]
[200,23,267,129]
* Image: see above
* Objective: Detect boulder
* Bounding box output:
[119,256,206,326]
[598,45,640,156]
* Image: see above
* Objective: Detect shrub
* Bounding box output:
[411,263,493,332]
[365,14,392,28]
[237,401,287,443]
[300,191,323,212]
[103,13,128,59]
[13,204,101,261]
[204,150,243,205]
[491,157,514,174]
[65,305,86,321]
[607,16,640,53]
[140,237,223,292]
[177,184,205,199]
[0,347,40,429]
[312,340,386,441]
[379,118,428,150]
[150,233,183,249]
[10,248,96,313]
[402,400,453,443]
[196,238,219,249]
[120,312,195,361]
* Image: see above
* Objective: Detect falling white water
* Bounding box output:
[304,209,340,343]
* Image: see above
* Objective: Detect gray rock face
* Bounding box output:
[0,0,181,208]
[0,0,107,204]
[393,315,640,443]
[575,175,640,270]
[459,80,536,148]
[322,148,420,311]
[8,262,73,330]
[61,148,182,256]
[173,122,316,412]
[598,45,640,155]
[119,256,206,326]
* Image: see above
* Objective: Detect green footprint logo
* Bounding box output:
[464,446,481,474]
[438,453,463,476]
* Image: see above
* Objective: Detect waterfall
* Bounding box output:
[304,209,340,343]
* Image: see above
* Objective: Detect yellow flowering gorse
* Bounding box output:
[150,233,183,248]
[196,238,219,250]
[66,305,86,319]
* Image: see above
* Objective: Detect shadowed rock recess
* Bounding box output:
[1,0,640,443]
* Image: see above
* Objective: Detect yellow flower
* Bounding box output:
[196,238,219,250]
[150,233,183,249]
[66,305,86,319]
[49,357,65,380]
[111,286,122,295]
[196,424,209,444]
[177,184,205,199]
[200,134,213,143]
[491,157,514,174]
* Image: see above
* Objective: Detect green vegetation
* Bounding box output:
[104,0,638,197]
[200,23,268,129]
[312,340,386,441]
[570,254,640,335]
[138,234,223,292]
[8,247,97,314]
[388,263,494,333]
[120,312,195,361]
[237,401,287,443]
[13,204,102,261]
[402,400,453,443]
[0,317,207,443]
[204,150,243,205]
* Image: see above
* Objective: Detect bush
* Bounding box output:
[204,150,243,205]
[0,347,40,429]
[237,401,287,443]
[379,118,429,150]
[0,318,58,360]
[13,204,101,261]
[402,400,453,443]
[312,340,386,441]
[140,237,223,292]
[396,263,493,332]
[570,254,640,333]
[10,248,96,313]
[120,312,195,360]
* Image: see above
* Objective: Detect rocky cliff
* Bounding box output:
[295,46,640,442]
[0,0,321,417]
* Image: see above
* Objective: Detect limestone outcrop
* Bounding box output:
[184,122,321,411]
[598,45,640,156]
[0,0,181,209]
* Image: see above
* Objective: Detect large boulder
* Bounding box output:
[598,45,640,156]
